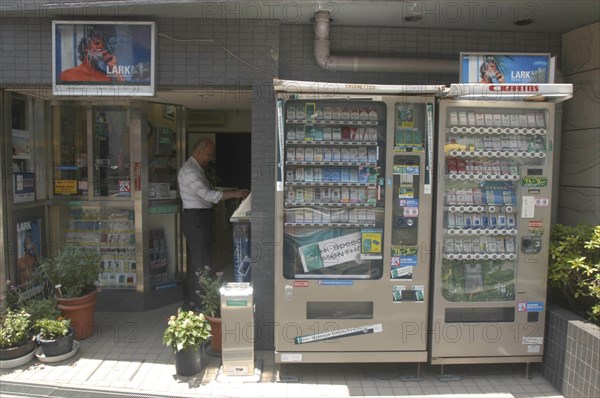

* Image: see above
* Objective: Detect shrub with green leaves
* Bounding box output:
[163,308,211,352]
[0,281,21,315]
[195,266,223,318]
[0,309,32,349]
[549,224,600,324]
[23,298,61,325]
[39,247,102,298]
[35,318,71,340]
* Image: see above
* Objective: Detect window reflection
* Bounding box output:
[93,106,130,197]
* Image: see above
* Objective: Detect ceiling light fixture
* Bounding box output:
[403,2,423,23]
[514,19,534,26]
[404,14,423,22]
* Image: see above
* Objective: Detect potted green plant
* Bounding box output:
[0,280,21,315]
[0,309,36,363]
[22,298,61,326]
[35,318,74,357]
[39,246,102,340]
[162,308,211,376]
[195,266,223,353]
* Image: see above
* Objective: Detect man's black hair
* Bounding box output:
[76,27,116,62]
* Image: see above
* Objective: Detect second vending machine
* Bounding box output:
[430,83,572,366]
[273,80,438,364]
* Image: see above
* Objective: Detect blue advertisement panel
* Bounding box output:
[460,53,552,84]
[53,21,155,96]
[16,218,42,288]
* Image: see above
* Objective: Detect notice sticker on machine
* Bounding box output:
[522,176,548,187]
[399,199,419,207]
[526,302,544,312]
[318,280,353,286]
[403,207,419,217]
[391,265,413,280]
[521,196,535,219]
[280,353,303,362]
[298,231,362,272]
[534,196,550,207]
[522,336,544,345]
[528,220,543,228]
[294,323,383,344]
[527,345,541,353]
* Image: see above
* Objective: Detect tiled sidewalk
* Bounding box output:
[0,303,564,398]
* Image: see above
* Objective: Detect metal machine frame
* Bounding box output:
[430,91,564,366]
[274,80,438,364]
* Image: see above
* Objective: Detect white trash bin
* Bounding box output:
[219,282,259,380]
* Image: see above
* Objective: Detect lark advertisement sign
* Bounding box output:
[460,53,552,84]
[53,21,155,96]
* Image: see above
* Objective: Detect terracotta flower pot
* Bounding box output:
[56,288,98,340]
[206,315,222,353]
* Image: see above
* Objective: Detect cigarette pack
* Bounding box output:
[313,147,323,162]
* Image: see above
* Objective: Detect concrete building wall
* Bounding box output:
[0,16,569,349]
[558,22,600,226]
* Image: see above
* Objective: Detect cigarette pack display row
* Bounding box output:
[286,146,378,162]
[443,236,516,254]
[285,207,377,224]
[446,134,546,152]
[286,166,379,184]
[446,188,516,206]
[287,103,378,121]
[446,211,516,229]
[446,158,519,175]
[287,125,378,142]
[448,110,545,128]
[286,186,378,205]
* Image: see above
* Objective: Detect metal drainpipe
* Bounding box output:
[314,10,457,74]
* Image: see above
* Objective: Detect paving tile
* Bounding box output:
[0,304,567,398]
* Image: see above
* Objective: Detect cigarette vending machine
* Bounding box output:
[273,80,438,364]
[430,84,572,366]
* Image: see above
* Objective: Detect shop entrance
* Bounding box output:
[184,125,252,281]
[0,88,251,309]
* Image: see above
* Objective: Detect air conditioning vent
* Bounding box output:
[187,110,225,126]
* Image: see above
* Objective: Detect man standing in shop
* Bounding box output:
[178,138,249,308]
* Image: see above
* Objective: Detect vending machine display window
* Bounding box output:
[281,100,387,280]
[439,106,549,304]
[431,99,557,363]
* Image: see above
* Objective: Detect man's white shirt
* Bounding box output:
[178,156,223,209]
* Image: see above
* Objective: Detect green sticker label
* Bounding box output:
[522,176,548,187]
[149,204,178,215]
[226,300,247,307]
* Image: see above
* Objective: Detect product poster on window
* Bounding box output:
[53,21,155,96]
[16,218,42,288]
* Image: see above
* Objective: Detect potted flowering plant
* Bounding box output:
[195,266,223,353]
[35,317,74,357]
[0,309,35,362]
[163,308,211,376]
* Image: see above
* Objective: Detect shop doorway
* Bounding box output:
[215,133,251,190]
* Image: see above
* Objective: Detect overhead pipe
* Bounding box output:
[314,10,457,74]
